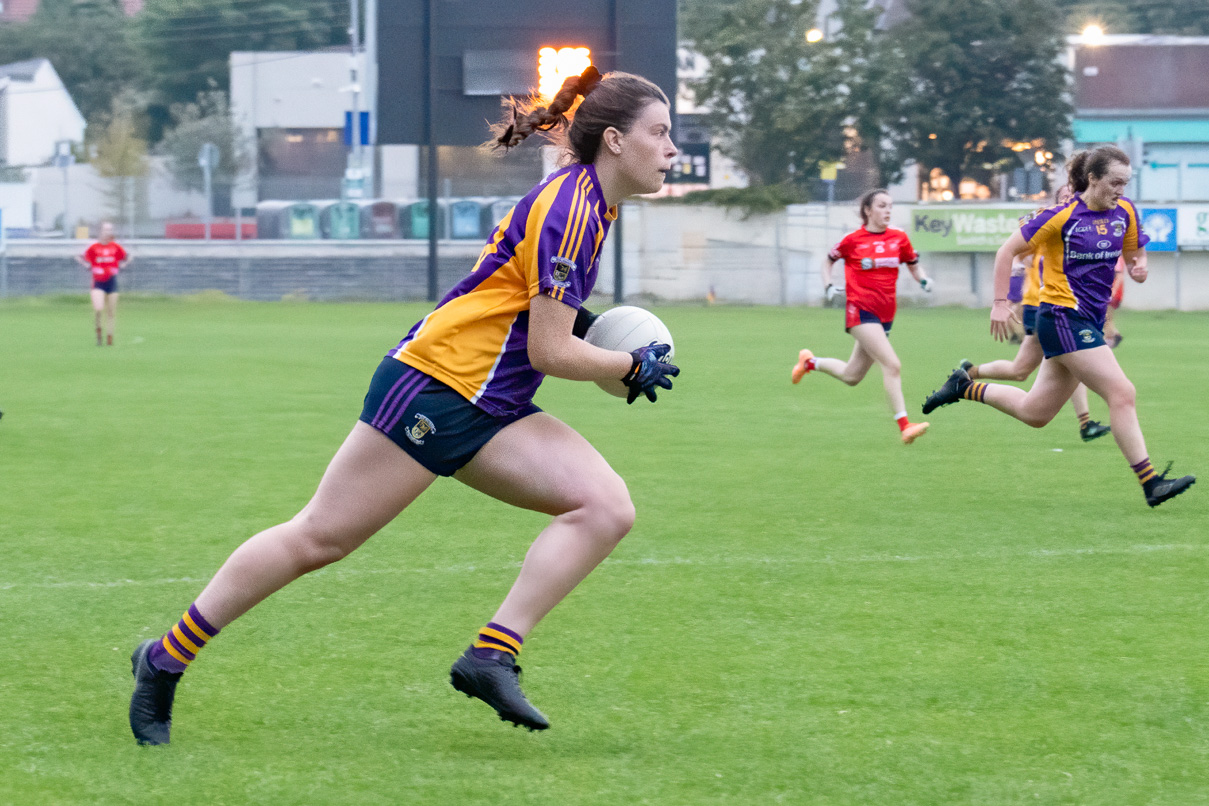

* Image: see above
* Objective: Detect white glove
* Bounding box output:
[825,284,842,303]
[920,277,934,293]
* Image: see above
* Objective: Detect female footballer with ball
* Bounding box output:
[129,67,680,744]
[922,145,1195,507]
[791,188,933,444]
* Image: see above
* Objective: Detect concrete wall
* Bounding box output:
[5,206,1208,309]
[28,159,210,234]
[0,240,482,301]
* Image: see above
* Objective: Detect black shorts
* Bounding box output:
[845,308,892,334]
[1022,304,1038,336]
[1036,304,1106,359]
[359,357,541,476]
[93,277,118,294]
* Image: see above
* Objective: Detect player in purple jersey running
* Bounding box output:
[128,67,681,744]
[923,145,1195,507]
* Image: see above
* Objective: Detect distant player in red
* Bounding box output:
[791,188,934,444]
[76,221,129,346]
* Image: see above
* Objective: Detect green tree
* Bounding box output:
[822,0,914,185]
[887,0,1073,194]
[92,93,149,227]
[684,0,869,188]
[139,0,349,110]
[0,0,147,127]
[158,88,252,196]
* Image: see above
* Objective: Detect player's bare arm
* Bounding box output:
[528,293,634,382]
[1124,248,1148,283]
[990,231,1030,340]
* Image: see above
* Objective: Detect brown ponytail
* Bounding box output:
[493,66,603,150]
[489,68,668,164]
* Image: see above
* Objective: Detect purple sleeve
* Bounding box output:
[534,178,602,309]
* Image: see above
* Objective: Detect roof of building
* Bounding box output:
[0,58,48,82]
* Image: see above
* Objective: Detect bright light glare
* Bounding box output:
[538,47,592,100]
[805,28,823,43]
[1082,24,1105,43]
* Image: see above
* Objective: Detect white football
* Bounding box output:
[584,306,675,397]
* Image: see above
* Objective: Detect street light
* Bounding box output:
[538,46,592,101]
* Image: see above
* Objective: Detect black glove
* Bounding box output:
[572,306,598,339]
[622,343,680,404]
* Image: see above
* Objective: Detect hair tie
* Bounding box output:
[576,66,602,98]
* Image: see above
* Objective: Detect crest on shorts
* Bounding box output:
[1078,329,1096,344]
[550,255,576,284]
[405,413,436,445]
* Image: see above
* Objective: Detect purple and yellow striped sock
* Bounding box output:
[962,382,989,403]
[1131,457,1158,486]
[1078,411,1090,427]
[472,622,523,659]
[147,603,220,674]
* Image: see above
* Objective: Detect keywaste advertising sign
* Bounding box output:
[907,207,1037,252]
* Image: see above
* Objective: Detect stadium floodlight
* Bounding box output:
[805,28,823,43]
[538,47,593,100]
[1082,24,1105,45]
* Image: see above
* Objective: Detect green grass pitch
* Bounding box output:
[1,296,1207,805]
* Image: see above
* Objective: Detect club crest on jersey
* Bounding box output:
[860,257,874,269]
[550,255,576,284]
[1078,329,1096,344]
[405,414,436,445]
[1111,220,1126,238]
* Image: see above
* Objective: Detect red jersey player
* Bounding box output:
[791,188,934,444]
[76,221,129,346]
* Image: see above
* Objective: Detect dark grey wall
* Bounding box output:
[0,243,483,302]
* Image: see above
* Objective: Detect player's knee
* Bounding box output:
[880,359,902,378]
[1008,367,1031,382]
[579,476,635,542]
[288,513,359,571]
[1106,380,1137,410]
[1021,410,1055,428]
[840,368,863,386]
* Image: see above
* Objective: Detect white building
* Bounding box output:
[230,49,394,205]
[0,58,85,167]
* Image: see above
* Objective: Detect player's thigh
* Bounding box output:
[89,288,105,311]
[106,292,119,313]
[297,421,437,547]
[849,323,899,370]
[454,412,630,518]
[1015,335,1043,372]
[1054,346,1133,405]
[1027,357,1081,414]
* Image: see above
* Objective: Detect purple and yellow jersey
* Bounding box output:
[1021,252,1043,307]
[1021,193,1148,325]
[389,163,617,418]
